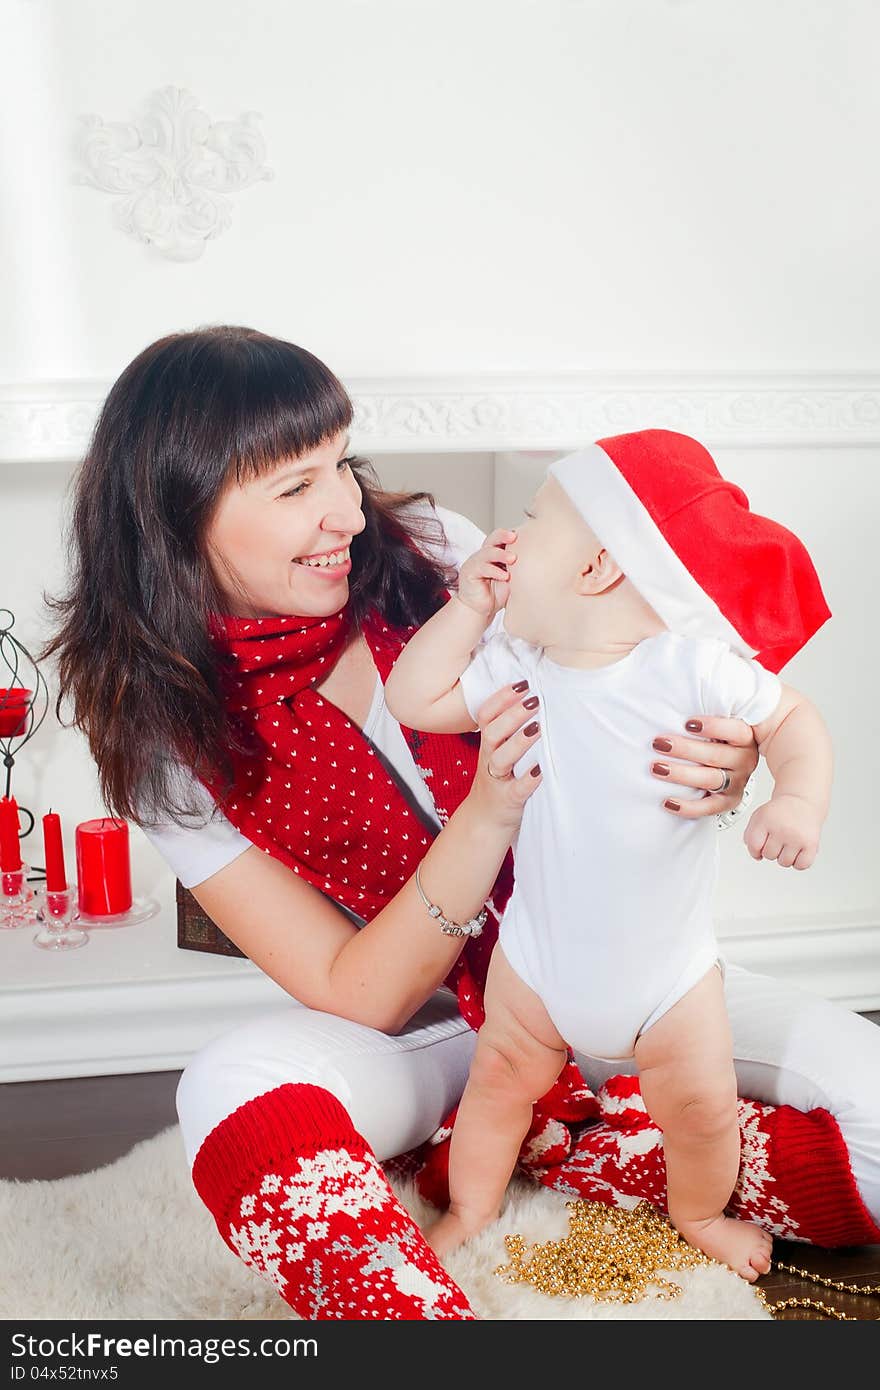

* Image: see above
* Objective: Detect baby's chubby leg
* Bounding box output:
[426,946,568,1258]
[634,965,773,1282]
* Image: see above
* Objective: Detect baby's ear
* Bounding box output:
[579,548,625,596]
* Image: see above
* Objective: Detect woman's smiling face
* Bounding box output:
[205,429,367,618]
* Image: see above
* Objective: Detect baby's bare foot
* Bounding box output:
[674,1214,773,1282]
[425,1210,491,1258]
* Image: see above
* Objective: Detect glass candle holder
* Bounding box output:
[0,862,38,929]
[0,687,32,737]
[33,885,88,951]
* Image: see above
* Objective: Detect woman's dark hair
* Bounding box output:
[39,326,456,826]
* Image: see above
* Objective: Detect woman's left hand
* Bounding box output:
[650,715,759,818]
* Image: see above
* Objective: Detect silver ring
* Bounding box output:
[486,763,513,781]
[715,769,732,794]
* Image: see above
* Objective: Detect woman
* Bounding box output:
[42,327,880,1321]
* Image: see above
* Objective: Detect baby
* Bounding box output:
[384,429,833,1282]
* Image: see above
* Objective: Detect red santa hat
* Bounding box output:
[547,429,831,674]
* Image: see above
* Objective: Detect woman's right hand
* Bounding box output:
[468,681,544,830]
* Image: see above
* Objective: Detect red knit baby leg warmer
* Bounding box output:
[191,1082,475,1320]
[527,1077,880,1248]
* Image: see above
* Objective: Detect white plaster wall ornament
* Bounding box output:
[74,86,273,261]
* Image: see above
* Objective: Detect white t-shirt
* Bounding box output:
[139,503,501,921]
[457,627,782,1059]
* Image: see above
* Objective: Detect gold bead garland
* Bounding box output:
[754,1259,880,1320]
[496,1199,880,1319]
[496,1199,711,1304]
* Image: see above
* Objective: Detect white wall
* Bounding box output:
[2,0,879,1037]
[3,0,879,378]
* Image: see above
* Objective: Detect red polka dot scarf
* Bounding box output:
[203,593,503,1023]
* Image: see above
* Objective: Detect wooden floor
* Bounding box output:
[0,1069,182,1182]
[3,1018,879,1320]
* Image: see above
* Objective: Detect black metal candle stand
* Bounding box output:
[0,606,51,882]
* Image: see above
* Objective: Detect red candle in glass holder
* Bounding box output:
[0,689,31,738]
[42,811,67,892]
[75,817,132,916]
[0,795,22,872]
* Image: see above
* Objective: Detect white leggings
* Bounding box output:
[176,962,880,1225]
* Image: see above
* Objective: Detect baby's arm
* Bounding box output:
[384,527,517,734]
[384,595,490,733]
[743,683,833,869]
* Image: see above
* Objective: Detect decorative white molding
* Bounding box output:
[349,373,880,451]
[2,373,880,464]
[74,86,273,262]
[0,382,102,463]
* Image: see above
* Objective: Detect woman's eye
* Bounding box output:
[282,456,355,499]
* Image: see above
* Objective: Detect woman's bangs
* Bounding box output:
[231,358,353,486]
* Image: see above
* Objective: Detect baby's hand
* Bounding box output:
[743,795,822,870]
[456,529,518,621]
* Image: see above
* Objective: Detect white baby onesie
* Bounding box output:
[458,626,782,1061]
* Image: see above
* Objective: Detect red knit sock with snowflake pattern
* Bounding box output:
[524,1076,880,1247]
[191,1082,475,1320]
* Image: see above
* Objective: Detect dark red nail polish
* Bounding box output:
[685,719,702,733]
[653,738,672,753]
[652,763,670,777]
[524,721,540,737]
[522,695,540,710]
[664,799,680,812]
[512,680,529,693]
[530,763,541,777]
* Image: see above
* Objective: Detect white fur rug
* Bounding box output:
[0,1126,768,1320]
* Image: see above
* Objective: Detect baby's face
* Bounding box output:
[504,475,603,643]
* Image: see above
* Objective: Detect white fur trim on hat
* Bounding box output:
[547,445,759,658]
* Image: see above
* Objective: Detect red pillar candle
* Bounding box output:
[42,811,67,892]
[0,689,31,738]
[0,796,22,872]
[75,817,132,915]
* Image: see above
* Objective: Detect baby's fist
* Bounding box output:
[743,795,822,870]
[456,529,517,620]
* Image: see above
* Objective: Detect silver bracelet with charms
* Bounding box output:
[414,863,487,938]
[716,770,757,831]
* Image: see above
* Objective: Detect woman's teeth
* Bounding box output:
[294,548,350,568]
